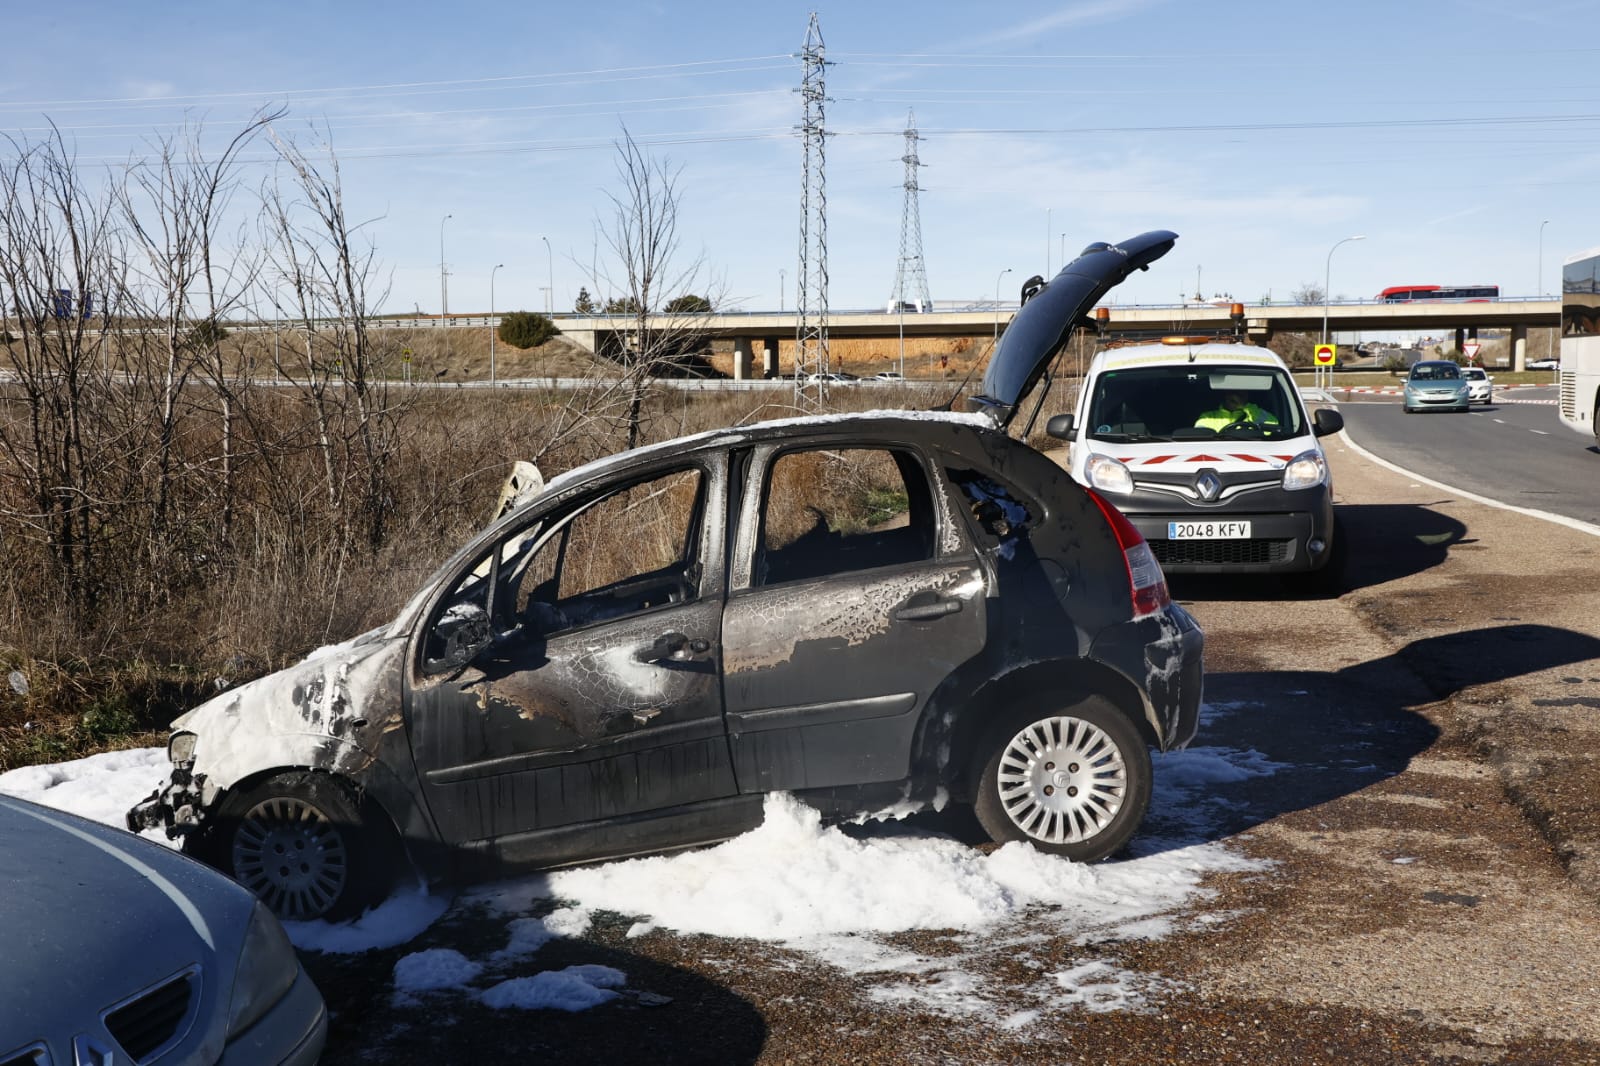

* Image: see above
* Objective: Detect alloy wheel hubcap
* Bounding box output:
[233,796,348,920]
[996,716,1127,844]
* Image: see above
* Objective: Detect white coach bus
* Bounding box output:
[1559,249,1600,444]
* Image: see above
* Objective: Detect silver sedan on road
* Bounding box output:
[1402,360,1470,413]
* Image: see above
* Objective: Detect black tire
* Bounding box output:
[972,696,1151,862]
[191,771,401,922]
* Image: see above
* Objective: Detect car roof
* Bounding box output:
[543,410,992,495]
[1088,341,1289,372]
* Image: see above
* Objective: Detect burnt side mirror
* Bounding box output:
[1312,407,1345,437]
[1046,413,1077,441]
[423,602,493,675]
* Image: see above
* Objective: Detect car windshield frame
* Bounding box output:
[1083,363,1305,442]
[1409,362,1462,381]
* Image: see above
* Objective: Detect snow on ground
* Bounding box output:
[0,703,1282,1026]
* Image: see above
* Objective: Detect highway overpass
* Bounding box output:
[369,298,1559,374]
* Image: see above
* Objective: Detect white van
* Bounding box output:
[1046,339,1346,591]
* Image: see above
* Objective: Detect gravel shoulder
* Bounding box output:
[1326,428,1600,906]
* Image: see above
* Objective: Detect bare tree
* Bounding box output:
[262,125,404,553]
[1292,282,1326,306]
[591,127,723,449]
[115,111,281,553]
[0,127,127,617]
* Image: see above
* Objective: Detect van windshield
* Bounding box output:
[1085,365,1304,442]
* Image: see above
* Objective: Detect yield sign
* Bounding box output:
[1463,342,1481,362]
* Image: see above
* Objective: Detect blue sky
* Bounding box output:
[2,1,1591,316]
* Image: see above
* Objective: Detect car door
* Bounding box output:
[720,441,988,792]
[405,458,738,854]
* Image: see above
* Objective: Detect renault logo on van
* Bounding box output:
[1195,469,1222,502]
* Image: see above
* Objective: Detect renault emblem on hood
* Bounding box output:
[1195,469,1222,502]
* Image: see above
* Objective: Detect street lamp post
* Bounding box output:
[439,214,453,318]
[994,267,1012,347]
[541,236,553,314]
[490,262,504,385]
[1539,219,1551,297]
[1060,233,1068,272]
[779,269,786,312]
[1322,235,1366,390]
[1322,235,1366,344]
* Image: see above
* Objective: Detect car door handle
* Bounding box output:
[637,631,713,664]
[894,597,962,622]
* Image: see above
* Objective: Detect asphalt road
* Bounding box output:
[1336,385,1600,527]
[301,427,1600,1064]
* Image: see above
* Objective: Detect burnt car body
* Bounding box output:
[130,230,1203,922]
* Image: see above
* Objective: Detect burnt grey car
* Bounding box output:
[130,230,1203,922]
[0,794,326,1064]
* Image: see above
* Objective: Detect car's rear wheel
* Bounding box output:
[195,772,402,922]
[972,696,1151,862]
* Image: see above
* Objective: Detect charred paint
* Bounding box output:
[723,567,982,676]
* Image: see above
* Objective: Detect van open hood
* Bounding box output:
[969,229,1178,430]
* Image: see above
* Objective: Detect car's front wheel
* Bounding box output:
[973,697,1151,862]
[191,772,402,922]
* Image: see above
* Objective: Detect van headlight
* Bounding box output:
[1085,455,1133,495]
[1281,450,1328,491]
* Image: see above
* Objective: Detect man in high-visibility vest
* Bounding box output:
[1195,392,1279,432]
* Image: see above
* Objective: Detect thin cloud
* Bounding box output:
[958,0,1171,50]
[1424,204,1489,227]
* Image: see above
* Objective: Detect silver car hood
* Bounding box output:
[0,796,251,1057]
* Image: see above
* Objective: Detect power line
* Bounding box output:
[0,55,797,113]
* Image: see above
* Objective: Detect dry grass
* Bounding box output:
[0,373,1020,770]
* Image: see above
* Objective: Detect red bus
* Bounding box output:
[1378,284,1499,302]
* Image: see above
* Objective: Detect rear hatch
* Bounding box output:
[969,230,1177,429]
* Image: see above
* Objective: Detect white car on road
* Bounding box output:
[1464,366,1493,404]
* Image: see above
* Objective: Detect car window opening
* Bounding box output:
[757,447,935,586]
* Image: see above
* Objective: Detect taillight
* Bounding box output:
[1085,488,1171,618]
